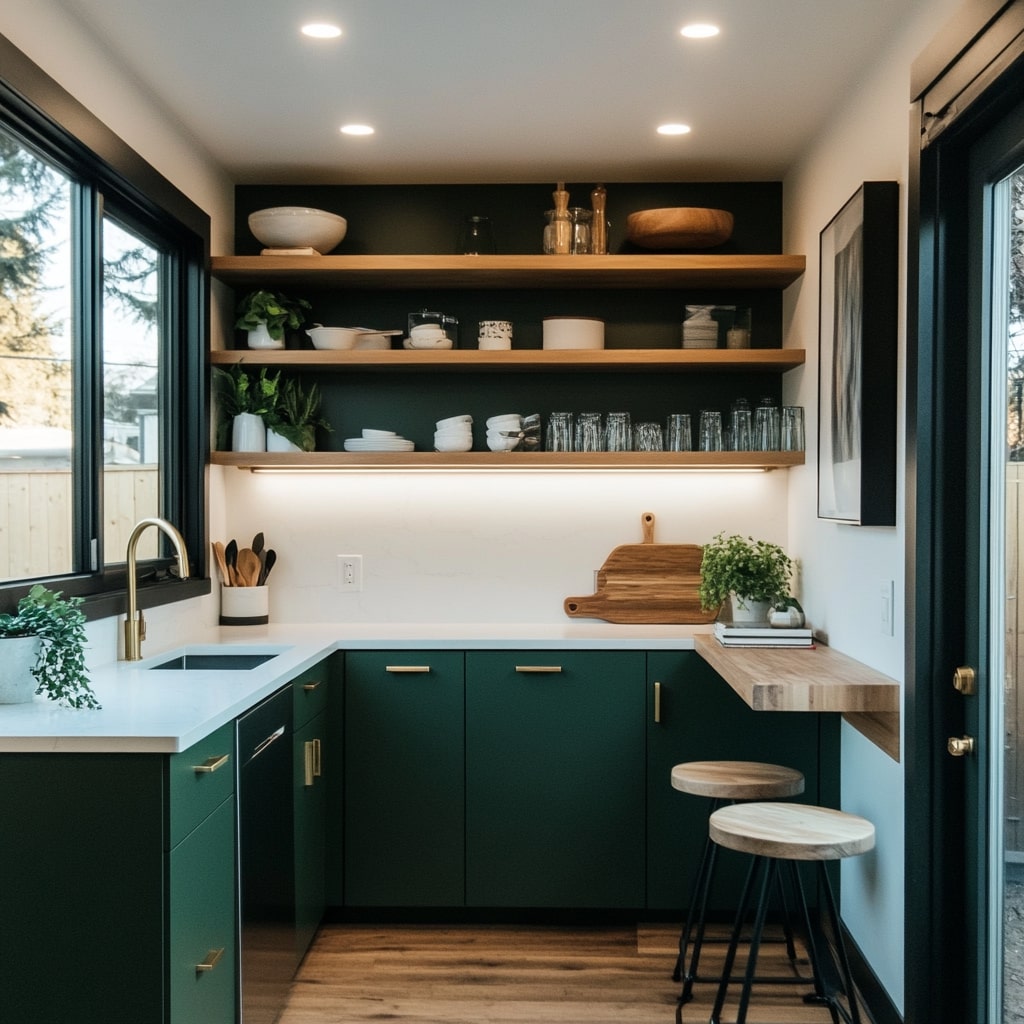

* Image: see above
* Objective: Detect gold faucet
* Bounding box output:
[123,517,190,661]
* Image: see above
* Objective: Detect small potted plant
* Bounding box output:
[265,376,332,452]
[212,364,281,451]
[235,289,311,350]
[0,584,99,709]
[698,532,793,623]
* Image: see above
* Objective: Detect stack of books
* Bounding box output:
[713,621,815,648]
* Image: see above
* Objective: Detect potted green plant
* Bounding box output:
[235,289,311,349]
[698,532,793,622]
[265,376,332,452]
[212,364,281,451]
[0,584,99,709]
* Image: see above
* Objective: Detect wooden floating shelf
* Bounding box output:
[209,253,806,290]
[210,451,805,471]
[209,348,805,374]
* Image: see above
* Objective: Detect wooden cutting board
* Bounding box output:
[563,512,717,624]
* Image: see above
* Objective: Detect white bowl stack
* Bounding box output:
[434,415,473,452]
[486,413,522,451]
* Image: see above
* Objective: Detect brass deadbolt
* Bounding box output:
[953,666,976,695]
[947,735,976,757]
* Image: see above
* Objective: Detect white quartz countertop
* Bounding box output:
[0,622,703,754]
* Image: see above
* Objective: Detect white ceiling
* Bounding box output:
[54,0,925,185]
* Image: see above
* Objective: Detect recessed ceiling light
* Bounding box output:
[302,22,342,39]
[680,23,720,39]
[340,124,374,136]
[657,123,692,136]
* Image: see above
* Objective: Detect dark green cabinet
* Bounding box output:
[464,650,646,908]
[344,650,466,905]
[645,650,838,912]
[0,720,237,1024]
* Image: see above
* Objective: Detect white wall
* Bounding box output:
[782,0,961,1011]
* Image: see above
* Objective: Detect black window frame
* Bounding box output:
[0,32,210,619]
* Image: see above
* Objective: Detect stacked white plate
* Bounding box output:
[343,428,414,452]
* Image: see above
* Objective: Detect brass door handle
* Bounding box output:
[196,947,224,973]
[515,665,562,674]
[304,738,323,786]
[302,680,321,692]
[953,666,976,695]
[948,735,975,757]
[654,681,662,724]
[386,665,431,673]
[193,753,229,774]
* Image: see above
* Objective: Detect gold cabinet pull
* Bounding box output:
[196,947,224,973]
[654,681,661,724]
[304,738,324,786]
[385,665,431,673]
[302,680,322,692]
[515,665,562,674]
[193,753,229,774]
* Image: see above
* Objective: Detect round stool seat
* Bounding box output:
[671,760,805,800]
[710,802,875,861]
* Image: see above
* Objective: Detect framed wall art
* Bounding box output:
[817,181,899,526]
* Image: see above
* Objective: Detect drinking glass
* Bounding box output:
[666,413,692,451]
[781,406,806,451]
[698,410,723,451]
[605,412,632,452]
[754,397,781,451]
[633,422,664,451]
[730,399,752,451]
[574,412,603,452]
[545,411,573,451]
[459,215,495,254]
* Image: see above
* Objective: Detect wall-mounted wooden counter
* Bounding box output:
[694,635,901,762]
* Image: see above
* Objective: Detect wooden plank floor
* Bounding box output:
[278,921,862,1024]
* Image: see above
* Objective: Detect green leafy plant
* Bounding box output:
[698,532,793,613]
[265,377,332,452]
[212,365,281,449]
[0,585,99,709]
[234,289,311,341]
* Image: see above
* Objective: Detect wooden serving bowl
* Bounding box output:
[625,207,734,249]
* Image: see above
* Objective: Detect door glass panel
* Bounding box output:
[1000,164,1024,1024]
[0,130,74,580]
[101,217,160,563]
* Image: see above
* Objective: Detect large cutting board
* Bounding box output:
[563,512,717,624]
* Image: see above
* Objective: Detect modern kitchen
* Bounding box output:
[1,2,1021,1023]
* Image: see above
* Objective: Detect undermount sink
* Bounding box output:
[146,646,289,671]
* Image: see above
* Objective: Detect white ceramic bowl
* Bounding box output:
[434,434,473,453]
[485,414,522,429]
[362,428,397,439]
[542,316,605,350]
[306,326,362,350]
[486,434,519,452]
[436,414,473,430]
[248,206,347,252]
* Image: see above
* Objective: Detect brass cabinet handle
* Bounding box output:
[385,665,431,673]
[304,740,315,787]
[196,947,224,973]
[654,681,661,724]
[515,665,562,674]
[302,680,321,692]
[313,737,322,778]
[193,753,229,774]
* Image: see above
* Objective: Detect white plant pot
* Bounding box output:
[266,427,302,453]
[729,595,771,624]
[0,635,42,703]
[232,413,267,452]
[246,322,284,350]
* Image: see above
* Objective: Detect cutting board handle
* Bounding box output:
[642,512,655,543]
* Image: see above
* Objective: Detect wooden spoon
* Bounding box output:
[236,547,261,587]
[211,541,231,586]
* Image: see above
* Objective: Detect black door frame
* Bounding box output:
[907,3,1024,1021]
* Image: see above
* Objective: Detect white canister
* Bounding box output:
[541,316,605,350]
[478,320,513,350]
[220,584,269,626]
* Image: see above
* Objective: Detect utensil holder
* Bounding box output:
[220,584,269,626]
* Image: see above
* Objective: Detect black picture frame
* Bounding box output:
[817,181,899,526]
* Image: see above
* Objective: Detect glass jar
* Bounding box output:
[569,208,592,254]
[543,210,571,254]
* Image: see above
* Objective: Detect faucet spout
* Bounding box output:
[123,517,190,661]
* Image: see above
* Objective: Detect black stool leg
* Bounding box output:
[709,854,763,1024]
[674,798,721,989]
[818,861,863,1024]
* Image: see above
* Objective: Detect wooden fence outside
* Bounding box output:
[0,466,159,582]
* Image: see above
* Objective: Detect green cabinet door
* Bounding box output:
[295,708,327,962]
[645,650,839,912]
[169,797,237,1024]
[344,650,466,905]
[465,650,646,908]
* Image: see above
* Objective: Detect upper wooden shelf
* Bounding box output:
[209,348,805,374]
[208,253,806,290]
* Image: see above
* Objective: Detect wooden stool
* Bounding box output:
[670,761,805,1002]
[708,802,876,1024]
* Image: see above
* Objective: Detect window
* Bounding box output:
[0,38,208,614]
